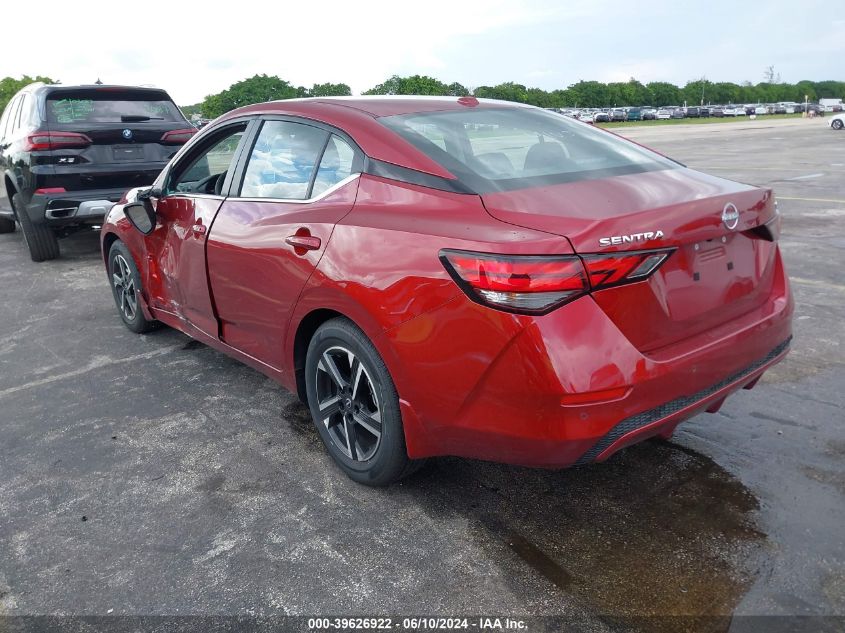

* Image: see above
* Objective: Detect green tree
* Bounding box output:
[794,80,817,103]
[567,81,610,108]
[813,80,845,99]
[363,75,452,96]
[620,78,650,106]
[646,81,681,107]
[309,82,352,97]
[200,74,300,118]
[1,74,57,113]
[180,103,203,118]
[475,82,530,103]
[447,82,470,96]
[549,89,572,108]
[712,82,742,104]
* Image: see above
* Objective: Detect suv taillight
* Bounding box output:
[160,128,197,144]
[440,248,674,315]
[24,132,92,151]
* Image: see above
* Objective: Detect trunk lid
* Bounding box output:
[481,167,780,352]
[43,87,191,191]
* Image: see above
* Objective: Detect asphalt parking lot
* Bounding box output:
[0,117,842,631]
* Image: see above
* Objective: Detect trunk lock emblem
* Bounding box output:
[122,129,133,140]
[722,203,740,230]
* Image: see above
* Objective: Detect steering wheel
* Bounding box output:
[191,173,220,194]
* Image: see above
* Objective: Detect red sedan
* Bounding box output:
[101,97,792,486]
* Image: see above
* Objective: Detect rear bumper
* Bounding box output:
[384,250,793,467]
[574,336,790,464]
[25,188,126,226]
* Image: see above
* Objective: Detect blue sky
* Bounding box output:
[1,0,841,104]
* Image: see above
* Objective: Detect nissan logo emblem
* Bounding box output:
[722,203,740,230]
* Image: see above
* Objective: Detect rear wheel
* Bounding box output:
[108,240,157,333]
[833,119,844,130]
[14,194,59,261]
[304,318,422,486]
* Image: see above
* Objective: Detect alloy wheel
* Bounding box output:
[315,346,382,461]
[112,254,138,321]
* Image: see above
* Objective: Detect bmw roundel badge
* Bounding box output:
[122,128,133,140]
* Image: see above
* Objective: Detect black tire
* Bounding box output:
[13,194,59,261]
[833,119,844,130]
[108,240,158,334]
[0,215,14,234]
[304,317,422,486]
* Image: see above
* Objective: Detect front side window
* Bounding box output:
[168,126,246,195]
[240,121,329,200]
[380,107,678,192]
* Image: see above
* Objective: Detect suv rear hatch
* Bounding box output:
[481,167,781,352]
[42,86,193,192]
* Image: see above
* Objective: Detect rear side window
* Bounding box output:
[380,107,678,193]
[46,90,183,124]
[16,94,34,130]
[312,135,355,196]
[3,96,22,139]
[240,120,329,200]
[0,100,12,141]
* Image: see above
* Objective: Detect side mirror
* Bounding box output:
[124,201,156,235]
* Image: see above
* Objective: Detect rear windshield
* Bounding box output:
[46,90,183,124]
[380,107,678,192]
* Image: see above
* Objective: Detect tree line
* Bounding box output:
[2,73,843,120]
[195,74,845,117]
[0,75,56,113]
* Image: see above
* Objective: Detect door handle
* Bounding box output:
[285,234,321,252]
[191,223,207,235]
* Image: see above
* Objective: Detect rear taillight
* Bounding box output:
[440,250,587,314]
[581,249,673,289]
[440,248,674,315]
[24,131,92,151]
[743,215,781,242]
[160,128,197,145]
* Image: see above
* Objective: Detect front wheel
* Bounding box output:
[108,240,158,333]
[833,119,844,130]
[304,318,421,486]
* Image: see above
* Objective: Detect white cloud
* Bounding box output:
[0,0,838,105]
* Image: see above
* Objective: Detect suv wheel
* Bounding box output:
[13,194,59,261]
[108,240,158,333]
[304,318,422,486]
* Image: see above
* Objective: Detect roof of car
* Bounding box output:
[24,83,171,97]
[234,95,528,118]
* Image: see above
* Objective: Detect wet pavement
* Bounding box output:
[0,117,842,631]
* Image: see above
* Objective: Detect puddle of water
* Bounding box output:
[403,439,766,630]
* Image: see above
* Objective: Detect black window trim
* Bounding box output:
[161,118,255,199]
[3,95,22,140]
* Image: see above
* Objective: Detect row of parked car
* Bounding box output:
[556,102,833,123]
